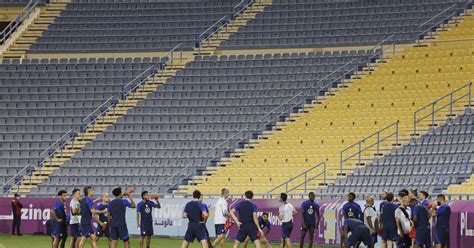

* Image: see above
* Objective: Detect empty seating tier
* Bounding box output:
[194,14,474,194]
[221,0,467,49]
[320,109,473,195]
[27,0,241,53]
[0,57,163,186]
[31,51,375,195]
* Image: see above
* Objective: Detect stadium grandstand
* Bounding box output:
[0,0,474,246]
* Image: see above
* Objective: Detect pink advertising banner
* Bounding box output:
[449,200,474,247]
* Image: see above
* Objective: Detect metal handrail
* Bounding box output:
[413,82,472,135]
[416,1,471,45]
[80,96,117,133]
[233,0,254,19]
[152,53,377,193]
[121,66,156,99]
[419,4,457,28]
[199,16,228,38]
[267,162,326,194]
[404,157,471,190]
[0,0,39,44]
[38,129,74,159]
[340,121,399,175]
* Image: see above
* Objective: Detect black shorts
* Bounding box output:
[184,223,206,243]
[236,223,258,243]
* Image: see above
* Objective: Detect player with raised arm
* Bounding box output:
[230,190,262,248]
[52,190,68,248]
[137,191,161,248]
[109,187,136,248]
[181,190,209,248]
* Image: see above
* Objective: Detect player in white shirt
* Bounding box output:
[363,195,378,245]
[212,188,230,248]
[70,188,82,248]
[278,193,296,248]
[395,192,413,248]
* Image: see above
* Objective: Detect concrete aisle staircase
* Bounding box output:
[1,0,69,59]
[194,0,272,55]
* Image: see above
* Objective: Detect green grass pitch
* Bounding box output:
[0,234,336,248]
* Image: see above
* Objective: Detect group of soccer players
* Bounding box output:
[340,190,451,248]
[50,186,160,248]
[49,185,451,248]
[181,189,320,248]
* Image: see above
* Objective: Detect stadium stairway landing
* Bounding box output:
[0,0,70,59]
[184,8,474,195]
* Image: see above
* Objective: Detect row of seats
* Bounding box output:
[194,14,474,194]
[320,110,473,194]
[28,0,242,52]
[32,50,374,193]
[221,0,468,49]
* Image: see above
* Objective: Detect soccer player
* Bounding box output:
[94,193,110,248]
[395,192,412,248]
[363,195,377,246]
[212,188,230,248]
[70,188,82,248]
[340,218,374,248]
[342,192,362,221]
[380,193,398,248]
[279,192,296,248]
[181,190,209,248]
[433,194,450,248]
[78,186,107,248]
[137,191,161,248]
[419,190,430,208]
[411,198,431,248]
[52,190,68,248]
[230,190,263,248]
[109,187,136,248]
[408,189,418,201]
[244,212,272,248]
[299,192,319,248]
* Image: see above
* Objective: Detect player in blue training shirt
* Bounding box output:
[342,192,362,221]
[109,187,136,248]
[434,194,450,248]
[136,191,161,248]
[230,190,263,248]
[419,190,431,209]
[78,186,107,248]
[300,192,320,248]
[380,192,398,248]
[411,198,431,248]
[94,193,110,248]
[52,190,68,248]
[243,212,272,248]
[181,190,209,248]
[341,218,374,248]
[197,195,213,247]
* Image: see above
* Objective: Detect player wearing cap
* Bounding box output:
[137,191,161,248]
